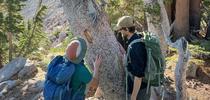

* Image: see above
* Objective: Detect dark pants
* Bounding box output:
[128,88,151,100]
[136,88,151,100]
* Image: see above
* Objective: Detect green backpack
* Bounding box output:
[126,31,165,93]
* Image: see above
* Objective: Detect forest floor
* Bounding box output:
[0,67,45,100]
[164,40,210,100]
[165,57,210,100]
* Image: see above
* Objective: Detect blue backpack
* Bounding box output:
[43,55,81,100]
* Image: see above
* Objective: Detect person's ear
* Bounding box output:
[126,28,129,32]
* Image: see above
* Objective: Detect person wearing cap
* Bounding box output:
[65,37,102,99]
[114,16,149,100]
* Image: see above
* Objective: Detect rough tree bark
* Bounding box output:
[60,0,125,99]
[189,0,201,36]
[174,0,189,40]
[158,0,190,100]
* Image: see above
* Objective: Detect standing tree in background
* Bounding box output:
[189,0,201,36]
[4,0,26,61]
[167,0,210,41]
[60,0,125,99]
[0,0,47,67]
[16,0,47,57]
[173,0,190,40]
[0,0,25,65]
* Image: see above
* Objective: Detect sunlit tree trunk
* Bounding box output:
[173,0,189,40]
[60,0,125,99]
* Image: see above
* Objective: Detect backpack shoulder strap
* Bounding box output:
[126,39,143,64]
[127,39,142,53]
[66,64,75,91]
[129,39,142,48]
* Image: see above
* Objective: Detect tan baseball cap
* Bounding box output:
[114,16,135,31]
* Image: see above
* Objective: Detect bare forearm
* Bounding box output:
[88,69,99,89]
[131,77,142,100]
[87,55,101,93]
[88,77,99,88]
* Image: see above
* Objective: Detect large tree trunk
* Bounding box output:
[189,0,201,36]
[158,0,190,100]
[174,0,189,40]
[171,0,176,23]
[60,0,125,99]
[143,0,168,56]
